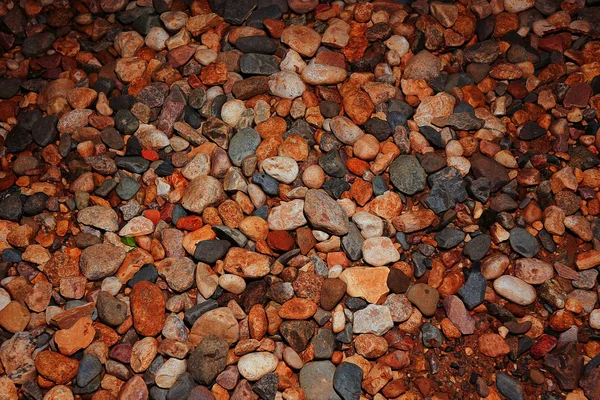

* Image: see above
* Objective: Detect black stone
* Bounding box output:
[468,177,491,203]
[213,225,248,247]
[496,372,524,400]
[365,117,392,141]
[23,192,48,216]
[322,178,350,199]
[116,176,141,200]
[318,151,346,178]
[184,300,219,326]
[509,227,540,258]
[0,193,22,222]
[2,248,22,263]
[240,53,280,75]
[235,36,278,54]
[463,234,491,261]
[109,94,136,111]
[127,264,159,288]
[193,240,232,264]
[252,373,278,400]
[420,125,445,148]
[344,297,367,311]
[412,252,431,278]
[458,268,486,310]
[22,32,55,57]
[333,362,363,400]
[519,121,546,141]
[166,373,195,400]
[425,184,455,214]
[341,223,363,262]
[435,227,465,249]
[5,125,33,153]
[372,175,388,196]
[0,78,21,99]
[32,115,59,147]
[421,322,444,348]
[116,156,150,174]
[114,109,139,134]
[154,161,174,177]
[77,354,102,388]
[252,172,279,196]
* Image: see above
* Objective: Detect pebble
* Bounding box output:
[304,189,349,235]
[509,228,540,258]
[333,362,363,400]
[237,352,279,381]
[362,237,400,266]
[406,283,440,317]
[353,304,394,335]
[80,244,126,281]
[300,361,340,400]
[390,155,427,195]
[493,276,537,306]
[188,335,228,385]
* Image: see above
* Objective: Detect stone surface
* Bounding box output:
[2,1,600,398]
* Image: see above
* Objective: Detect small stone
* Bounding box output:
[333,362,363,400]
[54,317,94,356]
[362,237,400,266]
[496,372,524,400]
[188,335,228,385]
[390,155,427,195]
[493,276,537,306]
[339,267,389,304]
[35,351,79,385]
[353,304,394,335]
[96,292,128,327]
[509,228,540,258]
[181,176,226,214]
[406,283,439,317]
[281,25,321,57]
[131,281,166,337]
[403,51,442,82]
[304,189,349,235]
[237,352,279,381]
[443,295,475,335]
[269,71,306,99]
[80,244,126,281]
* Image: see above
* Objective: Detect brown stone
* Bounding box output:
[130,281,166,337]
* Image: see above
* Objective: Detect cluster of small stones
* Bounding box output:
[2,0,600,399]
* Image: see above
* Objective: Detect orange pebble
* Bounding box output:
[176,215,204,231]
[141,149,159,161]
[143,209,161,225]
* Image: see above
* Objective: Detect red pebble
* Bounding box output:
[530,334,557,359]
[141,149,160,161]
[176,215,204,231]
